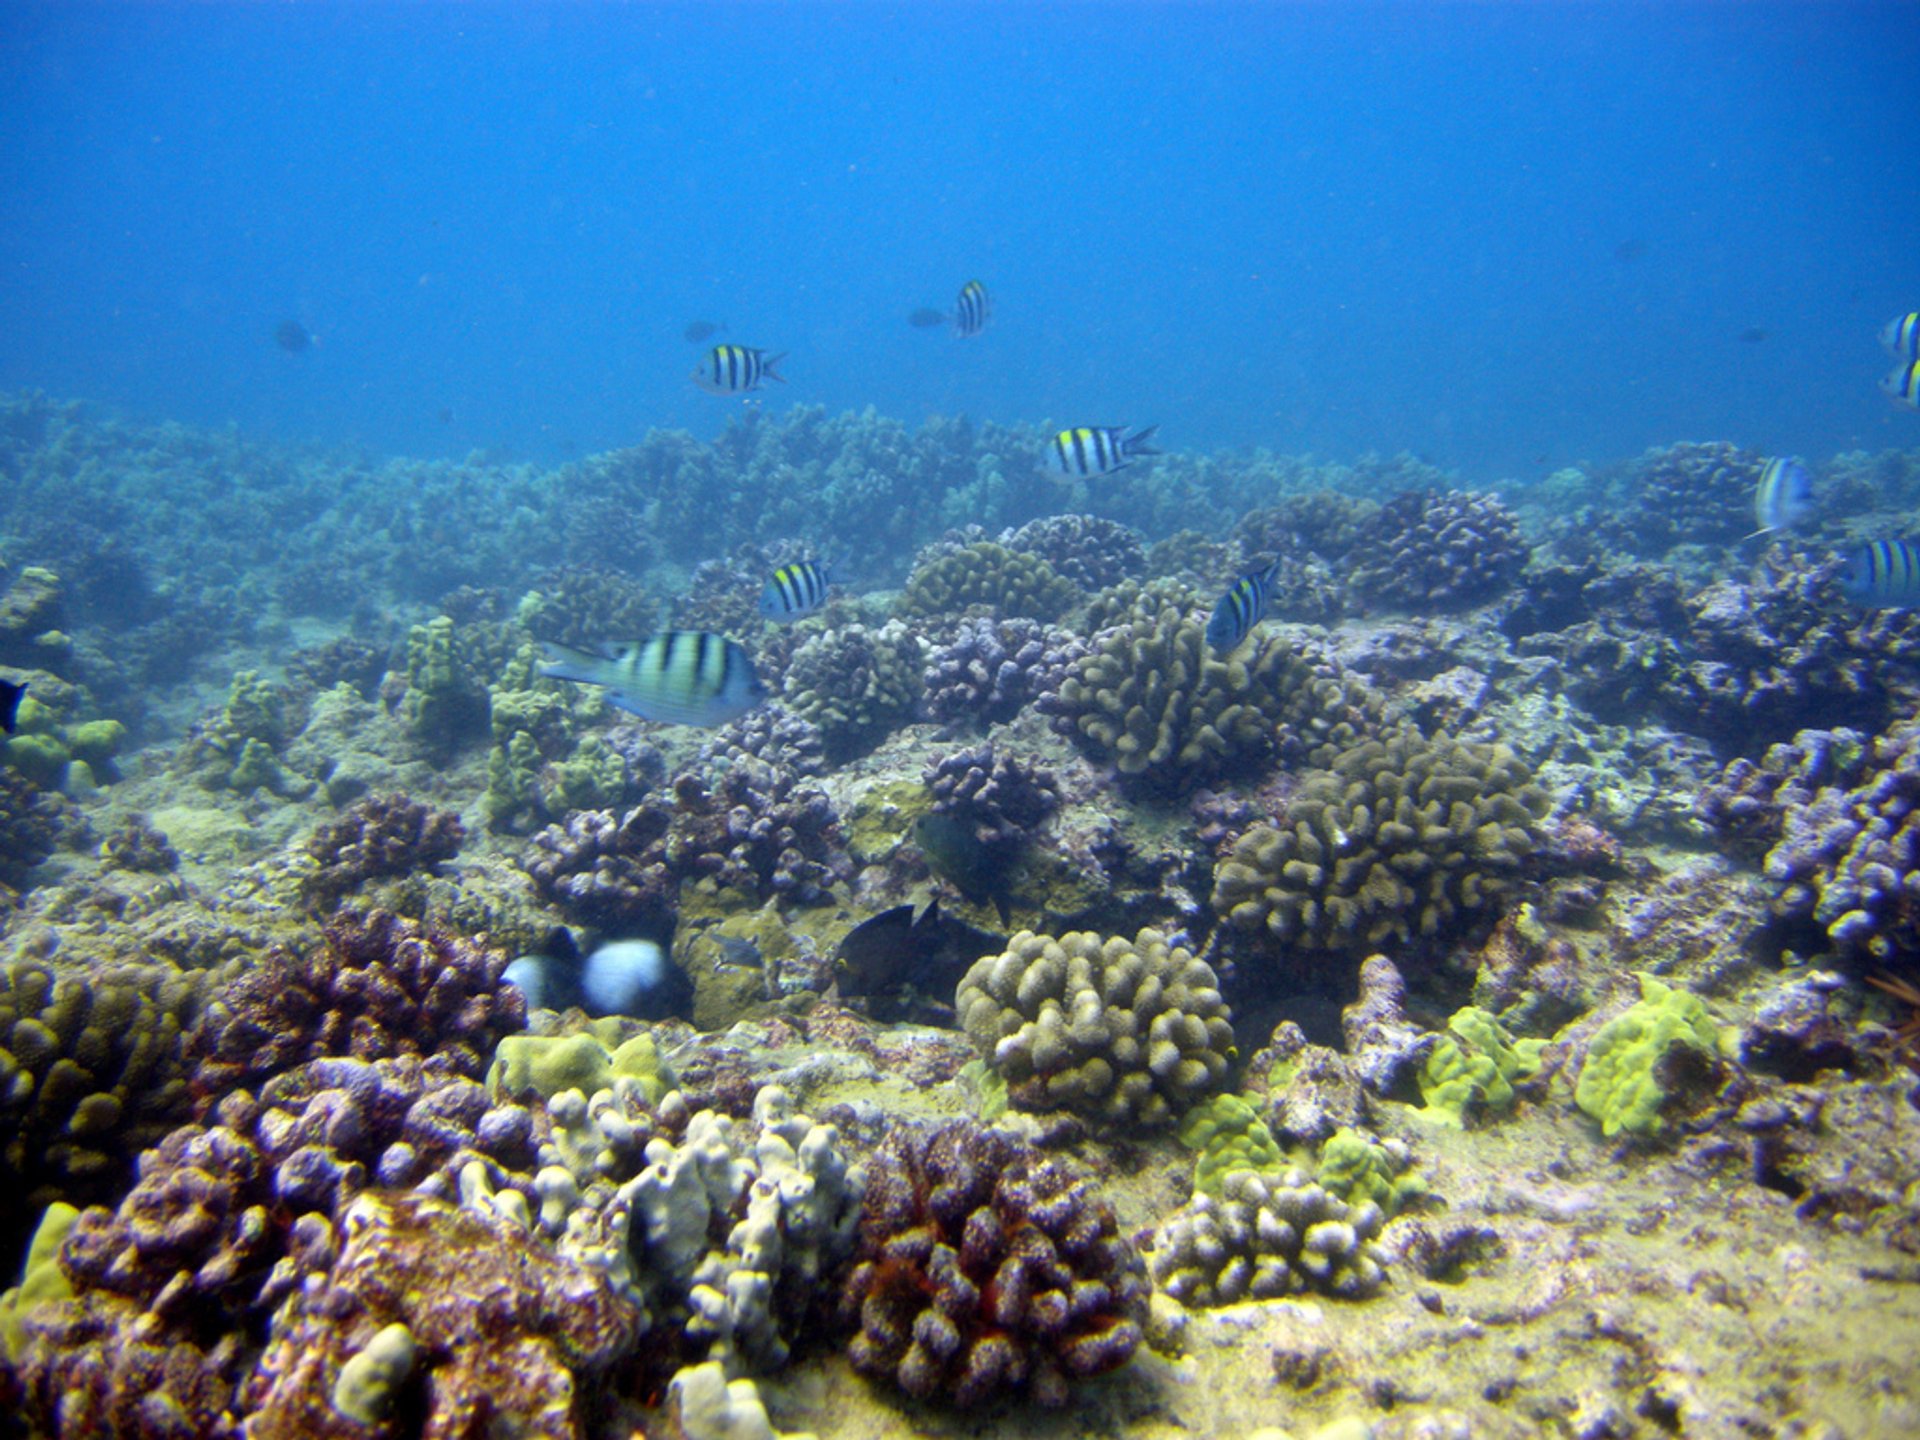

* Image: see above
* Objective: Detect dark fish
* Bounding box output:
[1613,238,1645,263]
[0,678,24,735]
[274,319,313,353]
[908,308,949,329]
[1841,540,1920,607]
[684,320,727,344]
[1738,327,1769,344]
[1206,556,1283,654]
[913,811,1013,925]
[693,344,786,396]
[834,897,1003,1023]
[436,407,453,425]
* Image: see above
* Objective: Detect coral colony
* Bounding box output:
[3,390,1920,1437]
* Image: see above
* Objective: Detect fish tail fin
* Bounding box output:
[763,352,789,384]
[1126,424,1161,456]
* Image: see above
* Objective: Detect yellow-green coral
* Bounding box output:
[2,689,127,789]
[1574,974,1727,1140]
[1213,723,1549,955]
[1316,1127,1424,1214]
[0,1202,77,1361]
[780,620,924,760]
[487,1021,674,1104]
[1045,601,1371,793]
[1417,1006,1544,1127]
[1177,1093,1286,1196]
[895,540,1077,622]
[956,927,1233,1129]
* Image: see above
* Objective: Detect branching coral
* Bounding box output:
[919,617,1085,732]
[1000,514,1147,592]
[1144,1168,1388,1306]
[1212,724,1551,958]
[1347,489,1529,610]
[300,792,465,906]
[924,743,1060,851]
[780,620,924,761]
[840,1120,1146,1406]
[897,539,1079,623]
[956,928,1234,1128]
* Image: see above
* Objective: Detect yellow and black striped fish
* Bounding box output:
[1881,312,1920,361]
[537,632,767,727]
[951,279,990,338]
[759,560,835,622]
[1841,539,1920,608]
[1882,358,1920,410]
[1205,557,1282,653]
[1044,424,1160,479]
[693,344,787,396]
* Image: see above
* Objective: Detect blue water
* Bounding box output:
[2,2,1915,480]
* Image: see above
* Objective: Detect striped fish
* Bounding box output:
[1045,425,1160,479]
[1751,456,1815,537]
[1881,312,1920,361]
[1882,359,1920,410]
[1205,557,1283,654]
[693,344,787,396]
[951,279,991,338]
[1840,540,1920,608]
[759,560,834,622]
[537,632,767,727]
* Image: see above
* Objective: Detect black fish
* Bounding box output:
[0,678,24,735]
[907,308,949,329]
[683,319,726,344]
[1738,327,1769,344]
[834,898,1004,1023]
[275,319,313,353]
[913,811,1015,925]
[1613,238,1645,263]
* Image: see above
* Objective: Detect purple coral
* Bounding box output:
[920,616,1086,732]
[301,792,465,905]
[696,701,829,779]
[924,742,1060,851]
[1000,514,1147,592]
[1348,489,1529,610]
[1698,728,1869,864]
[841,1120,1147,1407]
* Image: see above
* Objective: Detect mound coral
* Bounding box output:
[1212,724,1551,958]
[1620,440,1767,552]
[956,928,1234,1129]
[919,616,1085,732]
[1041,601,1376,794]
[840,1120,1147,1407]
[1346,489,1529,610]
[780,620,924,761]
[1000,514,1147,592]
[1573,974,1728,1140]
[1145,1168,1388,1306]
[924,742,1060,851]
[300,792,465,906]
[0,769,67,894]
[896,539,1078,623]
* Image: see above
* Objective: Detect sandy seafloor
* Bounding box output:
[3,397,1920,1440]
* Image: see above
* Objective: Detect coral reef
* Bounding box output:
[1620,440,1766,553]
[1346,489,1529,610]
[840,1120,1147,1406]
[1573,974,1729,1140]
[697,703,829,780]
[1144,1168,1389,1306]
[1000,514,1147,592]
[923,743,1060,851]
[956,928,1234,1129]
[1212,724,1551,958]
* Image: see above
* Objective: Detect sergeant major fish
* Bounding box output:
[1840,539,1920,608]
[759,560,835,622]
[1881,312,1920,361]
[1206,556,1283,654]
[694,344,786,396]
[1045,424,1160,480]
[908,279,991,338]
[537,631,767,726]
[1882,359,1920,411]
[1751,457,1815,537]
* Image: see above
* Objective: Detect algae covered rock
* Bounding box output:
[956,927,1233,1129]
[1213,723,1550,958]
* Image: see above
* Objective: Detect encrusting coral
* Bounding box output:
[956,928,1234,1129]
[1212,723,1551,958]
[1573,974,1729,1140]
[839,1119,1147,1407]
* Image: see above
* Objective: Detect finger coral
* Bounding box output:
[1347,488,1529,611]
[896,539,1078,623]
[1144,1168,1389,1306]
[780,620,925,762]
[956,928,1234,1129]
[840,1120,1147,1407]
[300,791,465,906]
[1212,724,1551,958]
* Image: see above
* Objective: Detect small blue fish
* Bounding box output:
[1045,425,1160,480]
[694,344,786,396]
[1882,359,1920,410]
[1206,557,1283,654]
[1751,457,1815,537]
[759,560,834,622]
[538,631,767,726]
[1881,312,1920,361]
[1840,540,1920,607]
